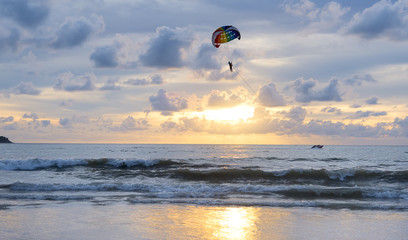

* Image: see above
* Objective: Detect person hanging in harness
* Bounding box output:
[228,61,233,72]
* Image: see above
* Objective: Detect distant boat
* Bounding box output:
[311,145,323,149]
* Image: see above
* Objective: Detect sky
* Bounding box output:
[1,0,408,144]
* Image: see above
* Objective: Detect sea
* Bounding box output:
[1,144,407,239]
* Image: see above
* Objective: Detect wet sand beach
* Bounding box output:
[1,203,407,240]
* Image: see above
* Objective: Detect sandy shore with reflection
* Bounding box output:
[1,203,407,239]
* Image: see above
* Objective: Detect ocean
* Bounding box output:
[1,144,407,239]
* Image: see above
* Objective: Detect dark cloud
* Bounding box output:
[257,83,286,107]
[206,90,246,108]
[59,118,71,128]
[345,0,408,40]
[52,16,104,49]
[321,106,342,115]
[285,78,343,103]
[344,74,377,86]
[111,116,150,131]
[391,117,408,137]
[1,82,41,97]
[0,116,14,123]
[0,27,20,52]
[140,26,192,68]
[151,75,163,85]
[126,75,163,86]
[126,78,149,86]
[347,110,387,119]
[300,119,386,138]
[149,89,188,115]
[41,120,51,127]
[59,115,89,128]
[194,44,219,70]
[90,46,118,68]
[365,97,378,105]
[284,106,307,122]
[161,120,178,131]
[22,113,39,121]
[0,0,49,28]
[54,72,96,92]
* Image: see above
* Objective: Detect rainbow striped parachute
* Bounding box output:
[212,25,241,48]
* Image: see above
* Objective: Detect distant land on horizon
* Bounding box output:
[0,136,13,143]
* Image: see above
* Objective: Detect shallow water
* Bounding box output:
[0,203,407,240]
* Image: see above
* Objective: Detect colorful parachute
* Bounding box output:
[212,25,241,48]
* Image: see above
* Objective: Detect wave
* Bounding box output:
[1,158,407,184]
[3,182,407,205]
[0,158,183,170]
[169,168,408,183]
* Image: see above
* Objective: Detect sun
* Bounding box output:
[202,105,255,122]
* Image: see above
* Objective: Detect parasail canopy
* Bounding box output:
[212,25,241,48]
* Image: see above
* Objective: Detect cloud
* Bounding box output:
[90,46,118,68]
[347,110,387,119]
[0,0,49,28]
[99,78,121,91]
[1,82,41,97]
[343,74,377,86]
[365,97,378,105]
[193,46,242,81]
[54,72,96,92]
[59,115,89,128]
[125,75,164,86]
[350,104,361,108]
[140,26,193,68]
[321,106,342,115]
[52,16,105,49]
[282,106,307,122]
[283,0,318,18]
[0,27,20,52]
[41,120,51,127]
[149,89,188,115]
[21,113,51,128]
[111,116,150,131]
[283,0,350,32]
[2,122,18,131]
[0,116,14,123]
[59,99,74,107]
[194,44,219,70]
[158,106,400,139]
[90,34,138,69]
[300,120,386,138]
[59,118,71,128]
[207,69,239,81]
[392,116,408,137]
[257,83,286,107]
[22,112,39,121]
[206,90,246,108]
[345,0,408,40]
[161,120,179,131]
[285,77,343,103]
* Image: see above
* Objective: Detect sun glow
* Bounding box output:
[202,105,255,122]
